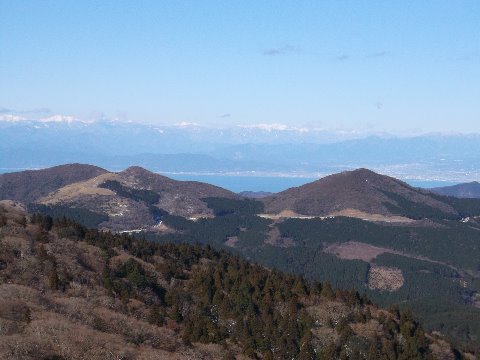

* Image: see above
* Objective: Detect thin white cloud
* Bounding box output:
[451,52,480,62]
[335,54,350,61]
[366,51,389,58]
[263,45,298,56]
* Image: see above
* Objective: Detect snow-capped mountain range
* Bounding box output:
[1,114,480,183]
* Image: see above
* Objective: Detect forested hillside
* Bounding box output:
[146,197,480,354]
[0,202,460,359]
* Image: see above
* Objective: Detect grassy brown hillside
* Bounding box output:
[6,165,479,232]
[0,202,460,359]
[0,164,107,203]
[262,169,460,220]
[0,165,238,232]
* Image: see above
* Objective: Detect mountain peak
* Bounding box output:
[119,166,172,183]
[263,167,457,219]
[122,166,153,176]
[348,167,378,175]
[313,168,400,191]
[340,168,384,180]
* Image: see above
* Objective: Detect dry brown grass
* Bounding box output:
[224,236,239,248]
[38,173,120,205]
[429,338,456,360]
[368,265,404,291]
[350,318,382,339]
[0,216,229,360]
[325,241,390,262]
[259,207,415,225]
[306,299,351,328]
[330,208,414,223]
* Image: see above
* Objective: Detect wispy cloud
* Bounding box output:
[451,52,479,62]
[335,54,350,61]
[366,51,388,58]
[262,45,298,56]
[220,113,231,118]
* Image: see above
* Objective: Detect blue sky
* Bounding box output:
[1,1,479,132]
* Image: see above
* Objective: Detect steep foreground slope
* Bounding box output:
[263,169,460,219]
[0,202,461,359]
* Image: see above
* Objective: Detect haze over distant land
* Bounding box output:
[1,116,480,191]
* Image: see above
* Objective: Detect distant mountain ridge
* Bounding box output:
[431,181,480,198]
